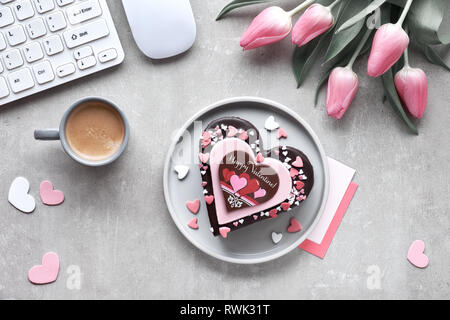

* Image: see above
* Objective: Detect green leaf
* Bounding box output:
[336,0,387,33]
[381,69,418,135]
[293,35,329,88]
[216,0,269,21]
[324,0,371,63]
[421,44,450,71]
[408,0,449,45]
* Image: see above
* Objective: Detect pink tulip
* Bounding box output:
[367,23,410,77]
[291,4,333,47]
[394,67,428,119]
[240,6,292,50]
[326,67,359,120]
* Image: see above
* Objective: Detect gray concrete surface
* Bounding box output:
[0,0,449,299]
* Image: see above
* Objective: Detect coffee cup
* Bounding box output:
[35,97,130,167]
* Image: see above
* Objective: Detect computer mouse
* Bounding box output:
[122,0,197,59]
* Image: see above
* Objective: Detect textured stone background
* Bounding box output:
[0,0,448,299]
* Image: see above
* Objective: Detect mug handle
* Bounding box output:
[34,129,60,141]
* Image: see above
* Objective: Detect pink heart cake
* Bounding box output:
[199,117,314,237]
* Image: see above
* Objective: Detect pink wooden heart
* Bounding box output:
[40,181,64,206]
[407,240,429,268]
[28,252,59,285]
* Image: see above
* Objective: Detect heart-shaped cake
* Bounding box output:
[199,117,314,237]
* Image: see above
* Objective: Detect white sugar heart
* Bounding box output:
[239,219,244,224]
[8,177,36,213]
[272,232,283,244]
[174,165,190,180]
[265,116,280,131]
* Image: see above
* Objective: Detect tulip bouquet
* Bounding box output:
[216,0,450,134]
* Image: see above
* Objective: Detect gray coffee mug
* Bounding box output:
[35,97,130,167]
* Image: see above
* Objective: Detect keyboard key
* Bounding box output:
[33,60,54,84]
[13,0,35,21]
[98,48,117,63]
[66,0,102,25]
[63,19,109,49]
[3,49,24,70]
[0,33,6,51]
[42,34,63,55]
[33,0,55,14]
[0,6,15,28]
[5,25,27,46]
[8,67,35,93]
[74,46,92,60]
[25,18,47,39]
[56,62,75,77]
[55,0,74,7]
[23,41,44,62]
[45,10,66,32]
[0,76,9,98]
[77,55,96,70]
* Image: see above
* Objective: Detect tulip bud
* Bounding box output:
[326,67,359,120]
[367,23,410,77]
[291,4,334,47]
[240,6,292,50]
[394,66,428,119]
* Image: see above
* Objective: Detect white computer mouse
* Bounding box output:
[122,0,196,59]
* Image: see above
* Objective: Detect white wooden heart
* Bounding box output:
[8,177,36,213]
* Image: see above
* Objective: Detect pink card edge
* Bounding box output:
[299,182,359,259]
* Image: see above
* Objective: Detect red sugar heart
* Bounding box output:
[269,209,278,218]
[296,181,305,190]
[186,199,200,214]
[281,202,291,211]
[287,218,302,233]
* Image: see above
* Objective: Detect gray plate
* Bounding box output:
[163,97,329,264]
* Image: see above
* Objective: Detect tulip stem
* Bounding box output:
[347,27,372,69]
[288,0,316,17]
[327,0,342,10]
[397,0,413,26]
[403,47,410,67]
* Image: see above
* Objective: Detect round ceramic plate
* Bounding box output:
[163,97,329,264]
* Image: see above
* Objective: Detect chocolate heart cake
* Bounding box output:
[199,117,314,238]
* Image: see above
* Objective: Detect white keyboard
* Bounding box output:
[0,0,125,106]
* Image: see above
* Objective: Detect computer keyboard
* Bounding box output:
[0,0,125,106]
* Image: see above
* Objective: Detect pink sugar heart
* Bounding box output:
[230,175,248,193]
[256,153,264,163]
[188,218,199,230]
[253,188,267,199]
[219,227,231,238]
[290,168,299,178]
[40,181,64,206]
[253,215,258,220]
[204,195,214,205]
[287,218,302,233]
[292,156,304,168]
[277,128,288,139]
[407,240,429,268]
[199,153,210,164]
[186,199,200,214]
[201,181,208,187]
[233,221,239,227]
[227,126,238,137]
[239,131,249,141]
[28,252,59,285]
